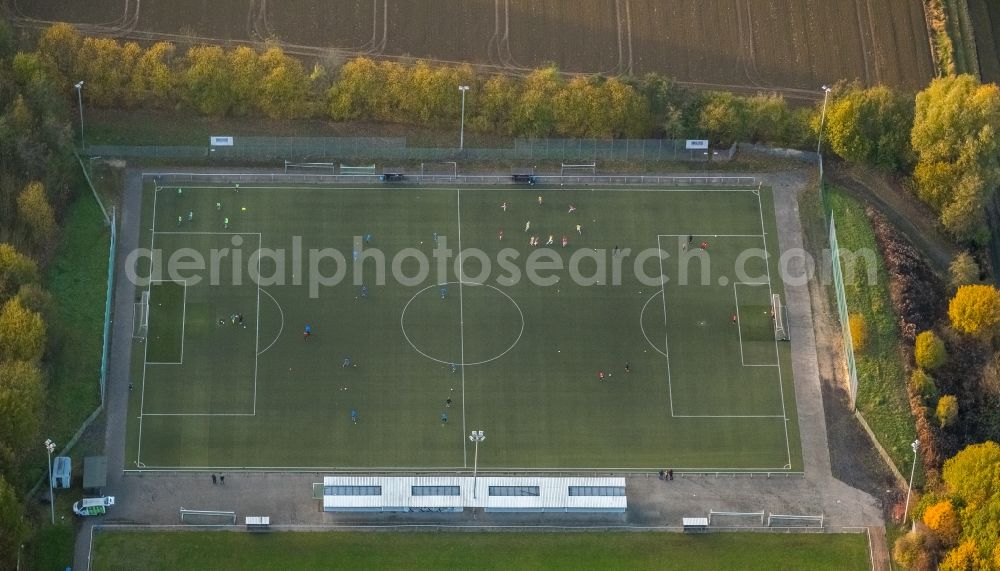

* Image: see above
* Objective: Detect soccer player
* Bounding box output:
[361,285,369,298]
[342,356,352,368]
[304,324,312,341]
[441,412,448,424]
[597,371,606,381]
[352,249,359,261]
[546,235,554,245]
[234,183,240,193]
[501,201,508,212]
[224,217,229,229]
[576,224,582,235]
[188,211,193,222]
[451,363,458,373]
[365,233,373,243]
[524,221,531,232]
[433,232,439,243]
[625,362,631,374]
[216,202,222,210]
[568,204,576,213]
[440,286,448,300]
[732,314,737,325]
[351,409,358,424]
[446,398,452,408]
[537,195,543,206]
[561,235,569,247]
[177,188,183,196]
[613,245,620,256]
[498,229,504,241]
[700,241,709,250]
[176,215,182,227]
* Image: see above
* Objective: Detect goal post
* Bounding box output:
[340,164,377,175]
[179,508,237,525]
[560,162,596,176]
[772,294,788,341]
[133,290,150,339]
[283,161,336,174]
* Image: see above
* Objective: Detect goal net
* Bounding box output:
[283,161,336,174]
[340,164,377,175]
[560,162,596,176]
[133,290,149,339]
[772,294,788,341]
[179,508,237,525]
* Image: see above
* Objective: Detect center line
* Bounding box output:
[457,189,468,467]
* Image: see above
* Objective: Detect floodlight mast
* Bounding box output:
[458,85,470,150]
[469,430,485,499]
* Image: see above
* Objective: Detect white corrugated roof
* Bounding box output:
[322,476,626,511]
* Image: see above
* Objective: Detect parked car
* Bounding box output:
[73,496,115,516]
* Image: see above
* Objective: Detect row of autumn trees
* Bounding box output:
[0,18,77,567]
[823,76,1000,243]
[863,200,1000,567]
[29,23,815,143]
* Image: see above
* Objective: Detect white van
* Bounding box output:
[73,496,115,516]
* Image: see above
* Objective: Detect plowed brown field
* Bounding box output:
[9,0,935,98]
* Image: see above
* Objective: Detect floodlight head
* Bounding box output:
[459,85,470,91]
[75,81,84,89]
[44,439,55,452]
[821,85,831,92]
[912,439,920,452]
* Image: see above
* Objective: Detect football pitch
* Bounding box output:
[125,181,802,471]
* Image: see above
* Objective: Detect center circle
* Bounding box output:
[400,282,524,366]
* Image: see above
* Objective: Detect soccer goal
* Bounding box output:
[179,508,237,525]
[283,160,336,174]
[340,164,377,175]
[767,512,824,528]
[560,162,597,176]
[133,290,150,340]
[772,294,788,341]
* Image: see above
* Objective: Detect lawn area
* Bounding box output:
[126,182,800,471]
[92,531,870,571]
[827,188,918,478]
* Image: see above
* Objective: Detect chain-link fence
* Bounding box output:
[86,137,736,164]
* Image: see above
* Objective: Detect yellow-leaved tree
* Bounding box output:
[948,284,1000,337]
[914,330,947,369]
[940,442,1000,563]
[0,296,45,362]
[923,500,962,547]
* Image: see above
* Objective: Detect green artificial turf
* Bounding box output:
[125,184,800,470]
[92,531,869,571]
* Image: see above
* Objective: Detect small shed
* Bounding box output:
[51,457,71,489]
[83,456,107,494]
[682,517,709,532]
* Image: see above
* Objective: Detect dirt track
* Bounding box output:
[10,0,935,97]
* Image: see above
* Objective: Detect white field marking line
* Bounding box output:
[137,180,162,466]
[658,234,786,419]
[141,413,256,417]
[142,234,261,417]
[257,288,285,355]
[457,189,468,468]
[153,231,262,236]
[639,292,668,357]
[139,185,759,194]
[144,279,186,365]
[123,463,797,472]
[756,189,793,469]
[658,234,765,237]
[254,232,262,415]
[733,282,780,368]
[734,281,746,365]
[655,235,676,417]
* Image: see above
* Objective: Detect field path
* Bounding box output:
[75,166,887,570]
